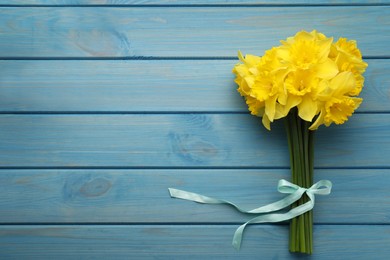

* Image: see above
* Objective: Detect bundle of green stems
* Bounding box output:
[285,108,315,254]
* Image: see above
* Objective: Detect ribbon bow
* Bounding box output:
[168,179,332,250]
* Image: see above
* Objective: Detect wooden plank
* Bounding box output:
[0,225,389,258]
[1,0,389,5]
[0,60,242,113]
[0,114,389,168]
[0,169,388,223]
[0,7,389,57]
[0,59,386,112]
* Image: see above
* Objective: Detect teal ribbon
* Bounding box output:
[168,179,332,250]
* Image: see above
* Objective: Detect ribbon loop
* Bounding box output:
[168,179,332,250]
[308,180,332,195]
[277,179,301,194]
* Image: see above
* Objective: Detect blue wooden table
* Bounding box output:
[0,1,389,259]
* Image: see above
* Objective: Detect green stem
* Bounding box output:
[285,108,315,254]
[285,119,296,251]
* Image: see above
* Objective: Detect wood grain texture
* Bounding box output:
[0,114,389,167]
[0,1,389,258]
[1,0,389,5]
[1,225,389,259]
[0,169,388,224]
[0,7,389,57]
[0,59,387,112]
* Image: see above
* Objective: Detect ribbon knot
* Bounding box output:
[169,179,332,250]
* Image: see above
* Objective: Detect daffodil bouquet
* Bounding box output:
[168,30,367,255]
[232,30,367,254]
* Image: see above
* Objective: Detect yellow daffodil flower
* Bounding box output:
[232,30,367,130]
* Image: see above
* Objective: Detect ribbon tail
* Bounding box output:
[232,223,247,250]
[169,187,306,215]
[232,195,315,250]
[168,188,225,205]
[168,188,245,210]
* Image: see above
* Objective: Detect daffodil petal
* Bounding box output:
[317,37,333,62]
[309,109,325,130]
[330,71,356,96]
[238,50,245,62]
[265,95,278,122]
[298,95,318,122]
[314,59,338,79]
[262,114,271,130]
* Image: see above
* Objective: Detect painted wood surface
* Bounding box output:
[0,2,389,259]
[0,114,389,167]
[1,225,390,259]
[1,0,389,5]
[0,7,389,57]
[0,169,389,224]
[0,59,388,112]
